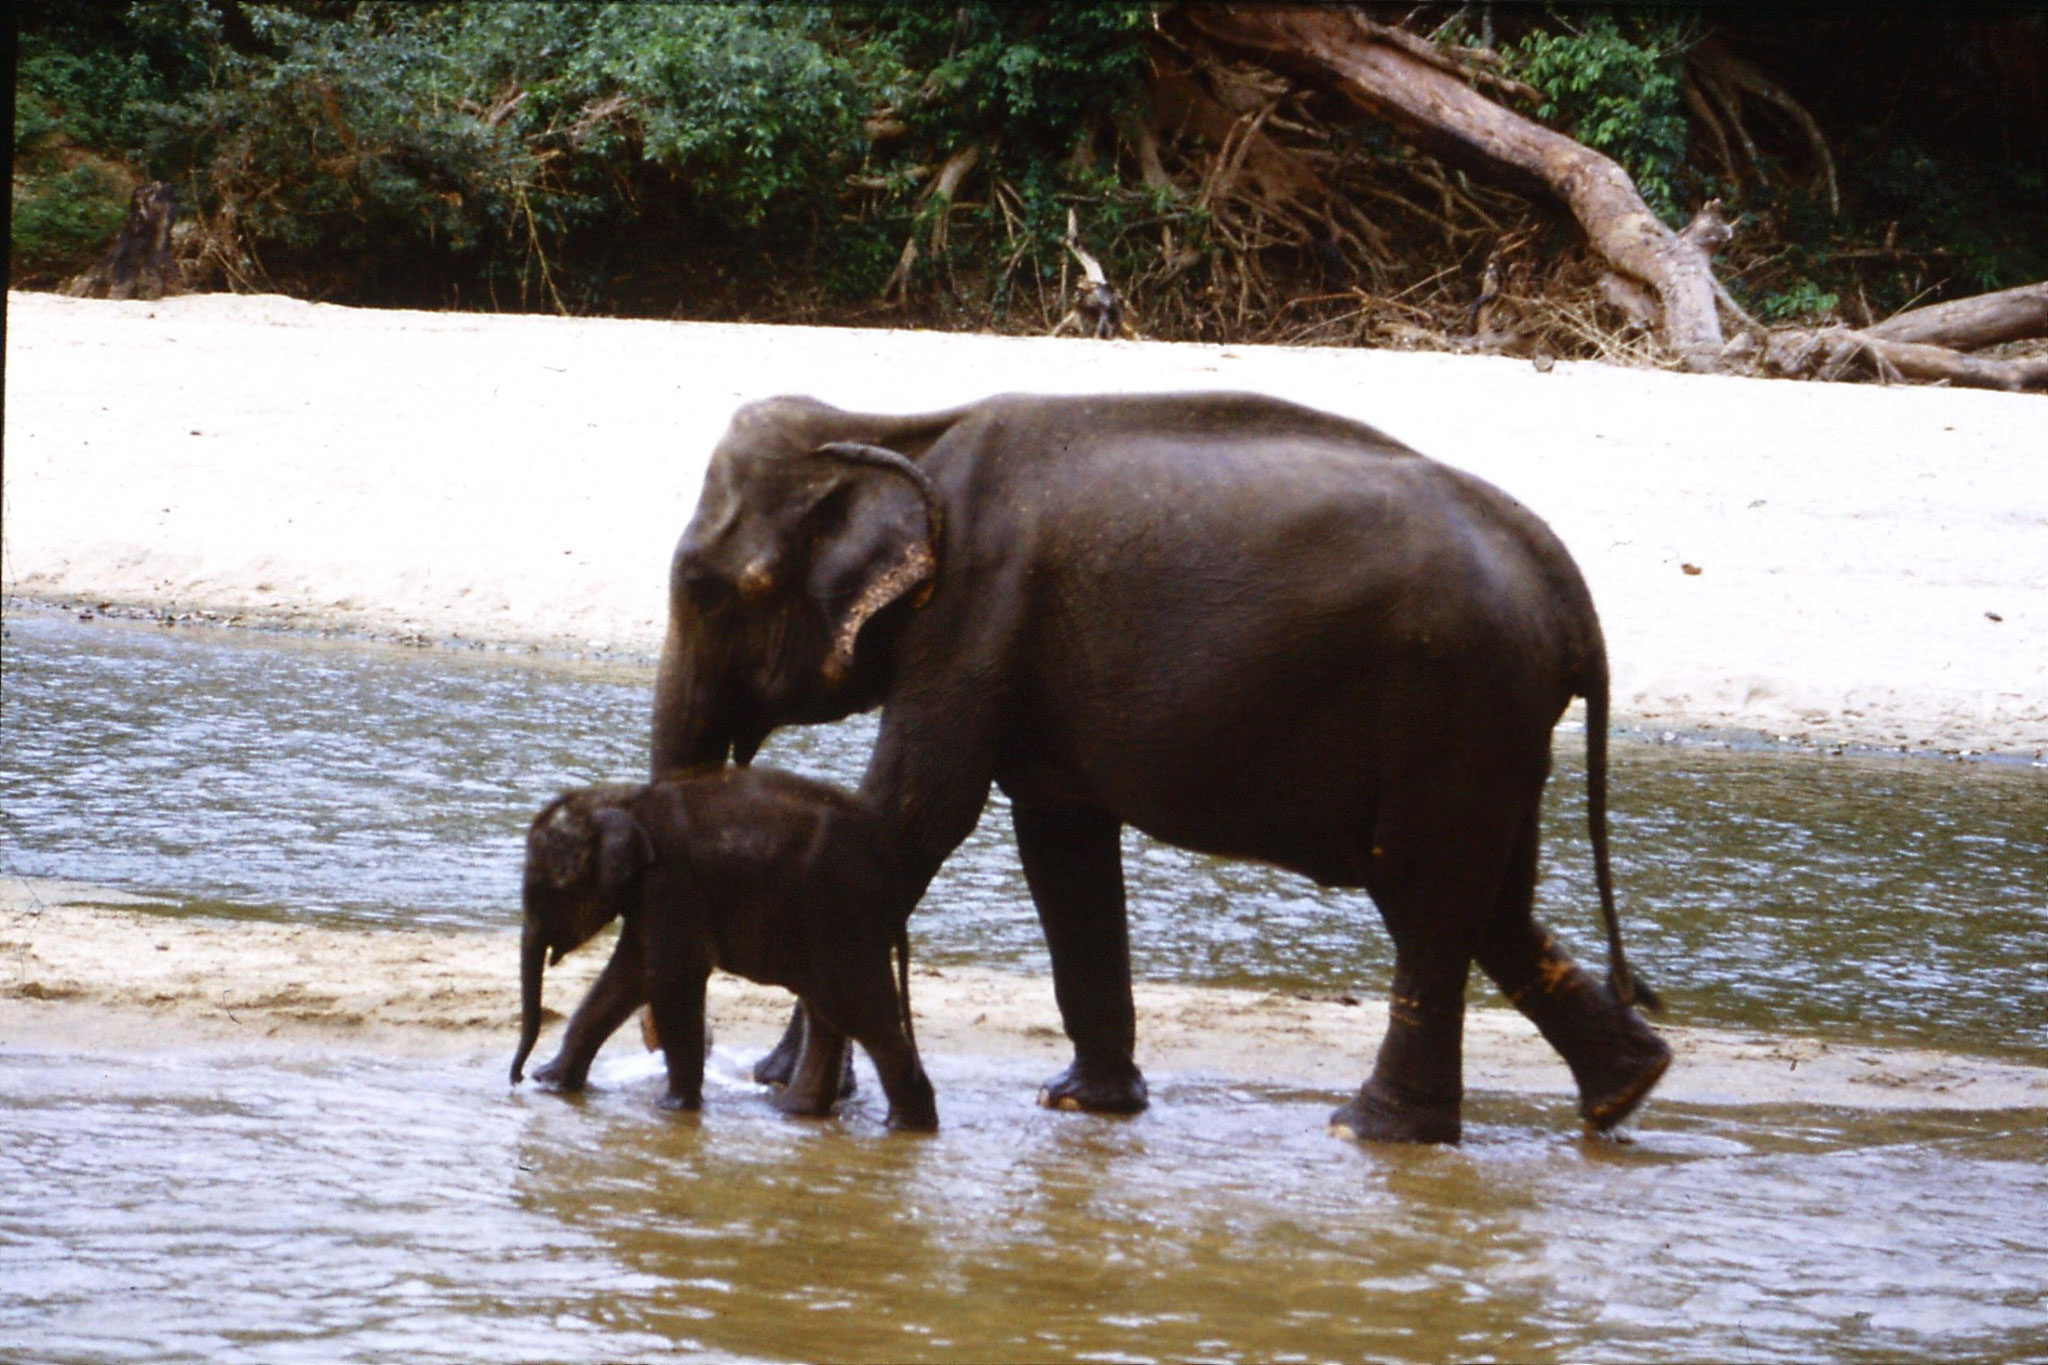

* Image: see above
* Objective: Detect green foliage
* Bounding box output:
[1850,136,2048,298]
[11,1,217,282]
[1508,16,1693,224]
[1749,277,1838,324]
[870,4,1151,153]
[8,162,133,281]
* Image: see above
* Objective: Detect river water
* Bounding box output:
[3,607,2046,1362]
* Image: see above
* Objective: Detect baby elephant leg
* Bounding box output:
[855,1024,937,1132]
[533,933,645,1091]
[823,963,938,1132]
[648,971,709,1112]
[774,1002,851,1118]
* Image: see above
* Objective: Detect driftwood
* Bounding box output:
[1763,326,2048,393]
[1862,282,2048,352]
[1186,6,1727,370]
[1749,281,2048,392]
[65,181,178,301]
[1050,209,1135,339]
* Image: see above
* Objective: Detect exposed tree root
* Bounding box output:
[1184,6,1727,369]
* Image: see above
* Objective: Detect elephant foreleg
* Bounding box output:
[532,931,645,1091]
[649,966,711,1112]
[1013,798,1147,1115]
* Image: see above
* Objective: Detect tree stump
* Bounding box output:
[64,181,178,301]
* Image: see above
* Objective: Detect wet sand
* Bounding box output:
[8,877,2046,1115]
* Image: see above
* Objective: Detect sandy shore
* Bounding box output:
[6,877,2046,1114]
[4,289,2045,755]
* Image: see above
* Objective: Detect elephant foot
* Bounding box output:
[885,1099,940,1133]
[1327,1080,1462,1145]
[529,1055,588,1093]
[1037,1056,1149,1115]
[772,1084,841,1120]
[654,1090,702,1114]
[1576,1022,1673,1135]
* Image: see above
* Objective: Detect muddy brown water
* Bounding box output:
[4,606,2046,1362]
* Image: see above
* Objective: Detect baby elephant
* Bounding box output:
[509,768,937,1130]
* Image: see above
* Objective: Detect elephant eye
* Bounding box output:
[683,569,734,610]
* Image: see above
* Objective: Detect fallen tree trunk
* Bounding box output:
[1185,5,1726,370]
[1863,281,2048,351]
[1764,325,2048,392]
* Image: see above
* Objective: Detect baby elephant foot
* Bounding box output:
[754,1041,858,1098]
[528,1056,589,1093]
[883,1074,940,1132]
[771,1085,841,1120]
[886,1100,940,1133]
[1037,1056,1149,1115]
[1328,1080,1462,1145]
[654,1089,702,1114]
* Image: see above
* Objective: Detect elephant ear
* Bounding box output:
[806,442,944,683]
[593,807,652,894]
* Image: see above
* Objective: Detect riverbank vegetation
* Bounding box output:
[14,2,2047,385]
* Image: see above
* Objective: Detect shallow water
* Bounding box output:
[5,1043,2045,1365]
[5,608,2045,1056]
[4,607,2048,1361]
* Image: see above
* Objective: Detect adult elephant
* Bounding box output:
[638,390,1668,1144]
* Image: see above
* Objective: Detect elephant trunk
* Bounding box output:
[652,616,737,774]
[510,921,549,1084]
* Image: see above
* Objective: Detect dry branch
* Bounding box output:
[1863,282,2048,352]
[880,143,982,306]
[1185,5,1727,369]
[1764,325,2048,392]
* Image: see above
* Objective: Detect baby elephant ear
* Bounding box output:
[593,807,652,892]
[807,442,944,684]
[534,800,593,889]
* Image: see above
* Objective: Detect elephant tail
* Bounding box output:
[1584,661,1662,1013]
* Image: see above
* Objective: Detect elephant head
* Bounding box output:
[511,788,654,1084]
[652,397,949,773]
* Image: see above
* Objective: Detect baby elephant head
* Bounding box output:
[511,787,654,1084]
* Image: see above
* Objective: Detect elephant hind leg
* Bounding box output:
[1476,808,1671,1134]
[1330,794,1526,1145]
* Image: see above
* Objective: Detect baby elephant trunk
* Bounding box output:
[510,922,549,1084]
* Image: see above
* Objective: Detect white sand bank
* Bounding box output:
[4,289,2044,754]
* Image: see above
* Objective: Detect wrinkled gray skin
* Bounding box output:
[511,768,936,1131]
[637,390,1668,1144]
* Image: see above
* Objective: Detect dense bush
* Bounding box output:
[10,0,215,283]
[11,1,2041,342]
[1506,15,1695,226]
